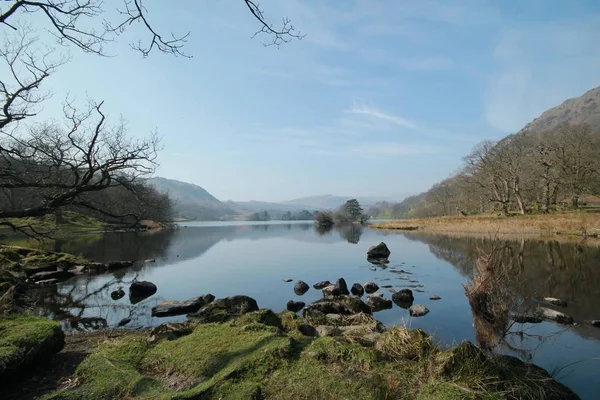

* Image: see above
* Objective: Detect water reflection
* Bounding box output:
[313,223,364,244]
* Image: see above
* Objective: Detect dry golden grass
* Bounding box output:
[371,212,600,240]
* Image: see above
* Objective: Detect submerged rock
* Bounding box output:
[351,283,365,297]
[282,278,293,283]
[106,261,133,271]
[188,295,259,323]
[110,289,126,300]
[364,282,379,294]
[29,270,74,283]
[591,320,600,328]
[511,314,543,324]
[152,294,215,317]
[543,297,568,307]
[367,242,391,259]
[409,304,429,317]
[367,294,393,312]
[392,289,414,308]
[367,257,390,266]
[536,307,574,325]
[117,318,132,327]
[287,300,306,313]
[429,295,442,301]
[293,280,310,295]
[335,278,350,295]
[313,280,331,289]
[369,266,377,271]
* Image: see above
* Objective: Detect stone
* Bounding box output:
[29,270,75,283]
[144,259,156,263]
[335,278,349,295]
[152,294,215,317]
[326,313,342,321]
[409,304,429,317]
[188,295,259,323]
[315,325,336,337]
[392,289,414,306]
[364,282,379,294]
[313,280,331,289]
[429,295,442,300]
[293,280,310,295]
[110,289,126,300]
[322,284,342,296]
[106,261,134,270]
[117,318,132,327]
[351,283,364,297]
[297,324,317,336]
[367,294,393,312]
[303,295,372,319]
[367,242,391,259]
[591,320,600,327]
[287,300,306,313]
[148,322,194,344]
[543,297,568,307]
[35,279,59,286]
[369,266,377,271]
[512,314,543,324]
[536,307,574,325]
[282,278,293,282]
[129,281,157,304]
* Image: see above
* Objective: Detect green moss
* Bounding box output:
[0,314,64,380]
[305,337,379,367]
[1,211,107,238]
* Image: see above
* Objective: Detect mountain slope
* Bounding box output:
[147,177,238,220]
[520,86,600,134]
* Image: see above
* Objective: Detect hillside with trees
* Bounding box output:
[375,87,600,219]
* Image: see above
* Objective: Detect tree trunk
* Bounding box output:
[571,195,579,209]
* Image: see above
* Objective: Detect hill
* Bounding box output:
[282,194,408,210]
[520,86,600,134]
[147,177,239,220]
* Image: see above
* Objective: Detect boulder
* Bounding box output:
[367,294,393,312]
[429,295,442,301]
[107,261,134,271]
[511,314,542,324]
[591,320,600,328]
[322,285,342,296]
[110,289,126,300]
[364,282,379,294]
[335,278,349,296]
[313,280,331,289]
[152,294,215,317]
[287,300,306,313]
[282,278,293,283]
[29,270,75,283]
[148,322,194,344]
[297,324,317,336]
[536,307,573,325]
[367,242,391,259]
[351,283,365,297]
[392,289,414,308]
[129,281,157,304]
[543,297,567,307]
[188,295,259,323]
[303,295,372,319]
[293,280,310,295]
[409,304,429,317]
[315,325,336,337]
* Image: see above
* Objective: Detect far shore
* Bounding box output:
[370,212,600,241]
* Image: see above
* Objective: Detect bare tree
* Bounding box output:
[0,0,303,57]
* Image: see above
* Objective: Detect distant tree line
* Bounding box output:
[370,123,600,219]
[315,199,368,226]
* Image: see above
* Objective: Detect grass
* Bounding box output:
[0,314,64,379]
[1,211,107,238]
[371,212,600,240]
[43,311,577,400]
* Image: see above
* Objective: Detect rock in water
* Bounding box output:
[367,294,393,312]
[364,282,379,294]
[429,295,442,301]
[536,307,574,325]
[152,294,215,317]
[129,281,157,304]
[287,300,306,312]
[512,315,543,324]
[107,261,134,271]
[335,278,350,295]
[409,304,429,317]
[188,295,259,322]
[294,280,310,295]
[392,289,414,307]
[591,320,600,328]
[543,297,567,307]
[110,289,126,300]
[367,242,391,259]
[313,280,331,289]
[117,318,132,327]
[351,283,365,297]
[282,278,293,283]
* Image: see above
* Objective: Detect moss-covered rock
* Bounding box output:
[0,314,64,383]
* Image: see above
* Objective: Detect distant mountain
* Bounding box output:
[147,177,239,220]
[519,86,600,134]
[282,194,409,210]
[227,200,308,213]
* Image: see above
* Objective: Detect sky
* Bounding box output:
[5,0,600,202]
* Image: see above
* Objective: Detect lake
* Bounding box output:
[23,221,600,399]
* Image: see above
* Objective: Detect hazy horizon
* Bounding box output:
[28,1,600,202]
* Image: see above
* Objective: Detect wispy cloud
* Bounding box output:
[346,102,418,129]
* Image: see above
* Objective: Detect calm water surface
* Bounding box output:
[22,221,600,399]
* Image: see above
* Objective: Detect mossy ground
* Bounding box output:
[0,314,64,379]
[42,310,576,400]
[0,211,107,238]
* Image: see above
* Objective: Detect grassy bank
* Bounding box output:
[371,212,600,239]
[28,310,575,400]
[0,212,108,239]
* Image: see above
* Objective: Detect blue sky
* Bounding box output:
[13,0,600,201]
